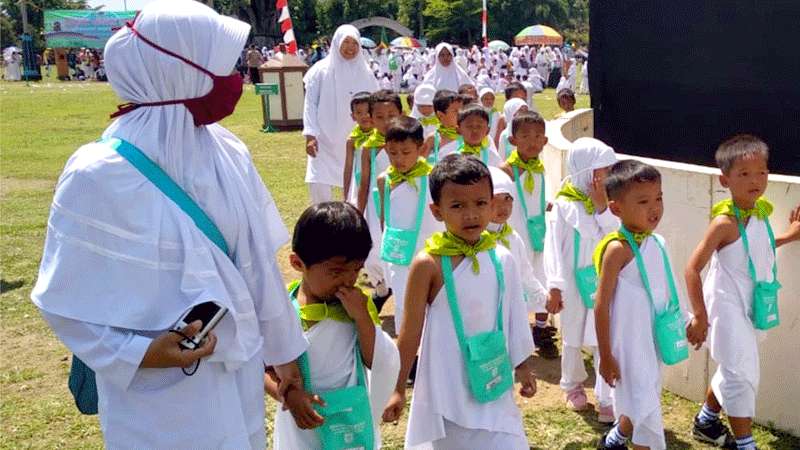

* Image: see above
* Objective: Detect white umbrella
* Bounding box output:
[488,40,510,51]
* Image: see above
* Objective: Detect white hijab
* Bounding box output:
[502,98,528,135]
[422,42,474,91]
[561,137,618,229]
[32,0,293,368]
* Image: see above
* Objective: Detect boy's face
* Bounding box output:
[431,178,493,244]
[436,101,462,128]
[417,104,434,116]
[386,138,422,173]
[509,122,547,159]
[351,103,372,130]
[480,93,495,109]
[458,114,490,146]
[510,89,527,101]
[371,102,402,135]
[719,154,769,207]
[558,95,576,112]
[290,255,364,302]
[491,192,514,224]
[609,181,664,233]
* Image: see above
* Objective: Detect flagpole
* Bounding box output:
[482,0,488,47]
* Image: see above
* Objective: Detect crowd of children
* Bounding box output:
[271,85,800,450]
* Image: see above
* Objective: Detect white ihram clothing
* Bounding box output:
[437,138,503,168]
[363,149,391,285]
[488,222,548,310]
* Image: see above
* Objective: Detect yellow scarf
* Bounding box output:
[507,150,545,194]
[437,124,459,140]
[488,223,513,248]
[349,125,373,149]
[425,231,496,274]
[593,229,652,274]
[556,182,595,214]
[387,158,433,190]
[459,137,489,157]
[711,197,773,221]
[420,115,440,127]
[363,129,386,149]
[288,280,381,331]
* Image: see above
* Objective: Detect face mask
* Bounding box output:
[110,21,243,126]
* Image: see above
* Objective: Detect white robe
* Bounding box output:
[272,319,400,450]
[364,149,391,285]
[705,216,774,418]
[406,248,533,448]
[491,223,548,310]
[438,139,503,168]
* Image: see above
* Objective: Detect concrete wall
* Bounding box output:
[544,109,800,436]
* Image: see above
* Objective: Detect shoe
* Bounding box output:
[692,414,736,448]
[371,288,392,314]
[565,387,588,411]
[533,326,560,359]
[597,432,626,450]
[597,404,615,424]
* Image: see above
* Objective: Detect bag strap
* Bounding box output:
[619,227,679,314]
[369,147,381,218]
[106,137,230,258]
[383,175,428,234]
[512,167,546,220]
[733,206,778,283]
[573,228,581,270]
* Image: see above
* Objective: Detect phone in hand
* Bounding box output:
[172,301,228,350]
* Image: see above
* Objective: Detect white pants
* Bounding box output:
[308,182,333,205]
[559,345,613,407]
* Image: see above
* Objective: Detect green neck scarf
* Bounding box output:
[507,150,545,194]
[387,158,433,190]
[711,197,773,221]
[488,223,513,249]
[288,280,381,331]
[349,125,372,149]
[425,231,496,274]
[420,115,440,127]
[437,124,459,141]
[363,129,386,149]
[556,182,595,215]
[593,229,653,274]
[459,137,489,157]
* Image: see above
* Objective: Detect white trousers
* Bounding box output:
[559,345,613,407]
[308,182,333,205]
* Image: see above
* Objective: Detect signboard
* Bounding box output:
[44,10,137,49]
[254,83,279,96]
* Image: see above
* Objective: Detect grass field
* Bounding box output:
[1,73,798,449]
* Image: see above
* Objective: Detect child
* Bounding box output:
[423,89,462,164]
[495,81,535,143]
[555,88,576,118]
[439,104,504,167]
[479,87,502,146]
[343,91,374,205]
[382,155,536,449]
[409,83,439,138]
[458,83,479,104]
[685,135,800,450]
[496,98,529,160]
[269,202,400,450]
[500,111,558,359]
[376,117,444,328]
[595,160,687,450]
[543,138,617,420]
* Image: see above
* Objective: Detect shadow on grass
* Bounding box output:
[1,278,25,293]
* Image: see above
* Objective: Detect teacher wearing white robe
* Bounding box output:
[302,25,378,205]
[422,42,474,91]
[31,2,307,448]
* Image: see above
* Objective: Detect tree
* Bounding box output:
[487,0,570,46]
[422,0,481,45]
[0,0,88,51]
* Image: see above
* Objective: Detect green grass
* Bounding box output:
[1,73,797,449]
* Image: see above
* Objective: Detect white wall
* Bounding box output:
[544,109,800,436]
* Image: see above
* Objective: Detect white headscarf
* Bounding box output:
[567,137,617,193]
[502,98,528,135]
[489,166,514,196]
[32,0,292,369]
[422,42,474,91]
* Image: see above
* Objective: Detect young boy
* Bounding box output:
[684,135,800,450]
[410,83,439,138]
[382,155,536,449]
[269,202,400,450]
[500,111,558,359]
[439,104,504,167]
[543,138,617,420]
[555,88,576,119]
[595,160,686,450]
[376,117,444,328]
[423,89,462,164]
[458,83,479,104]
[343,91,374,205]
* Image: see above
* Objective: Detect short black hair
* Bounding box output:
[386,116,424,145]
[715,134,769,174]
[458,93,478,105]
[557,88,575,100]
[430,154,493,204]
[504,81,526,99]
[457,104,490,125]
[433,89,460,114]
[511,111,546,136]
[369,89,403,115]
[292,202,372,267]
[350,91,372,113]
[604,160,662,201]
[458,84,477,96]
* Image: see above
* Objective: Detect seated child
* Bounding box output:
[595,160,689,450]
[458,83,479,104]
[269,202,400,450]
[479,87,502,146]
[343,91,374,204]
[382,155,536,449]
[423,90,462,164]
[685,135,800,450]
[409,83,439,138]
[555,88,576,119]
[439,104,503,167]
[376,116,444,328]
[543,138,617,420]
[500,111,558,359]
[496,98,529,160]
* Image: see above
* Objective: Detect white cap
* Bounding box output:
[414,83,436,106]
[479,87,495,100]
[489,166,513,196]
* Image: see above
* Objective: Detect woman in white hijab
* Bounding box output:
[422,42,474,91]
[31,2,307,448]
[303,25,378,205]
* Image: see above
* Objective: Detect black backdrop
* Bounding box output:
[589,1,800,175]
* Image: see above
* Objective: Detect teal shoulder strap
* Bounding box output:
[733,206,778,283]
[573,228,581,270]
[619,227,679,313]
[384,176,428,231]
[369,147,381,216]
[105,137,230,258]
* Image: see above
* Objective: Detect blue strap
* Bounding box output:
[512,166,546,220]
[105,137,231,258]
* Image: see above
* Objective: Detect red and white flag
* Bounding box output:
[481,0,488,47]
[276,0,297,54]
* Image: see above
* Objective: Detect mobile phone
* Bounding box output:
[172,301,228,350]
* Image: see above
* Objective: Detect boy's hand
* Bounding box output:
[305,135,318,157]
[599,354,621,387]
[336,286,371,323]
[514,357,537,398]
[382,391,406,423]
[284,387,325,429]
[686,315,709,350]
[274,361,305,402]
[786,205,800,242]
[546,289,563,314]
[589,174,608,213]
[140,320,217,369]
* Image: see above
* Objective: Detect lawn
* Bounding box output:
[1,74,797,449]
